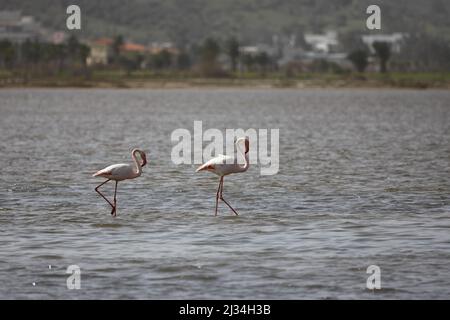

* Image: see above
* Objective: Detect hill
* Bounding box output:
[0,0,449,45]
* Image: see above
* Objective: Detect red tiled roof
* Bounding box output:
[94,38,113,46]
[91,39,179,55]
[121,43,147,52]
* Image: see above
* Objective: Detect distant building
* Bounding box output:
[148,42,179,55]
[0,11,46,43]
[86,38,113,66]
[277,47,305,66]
[0,10,64,44]
[239,45,259,55]
[121,42,147,53]
[304,31,339,53]
[51,31,67,45]
[239,43,277,56]
[361,33,407,53]
[86,38,179,66]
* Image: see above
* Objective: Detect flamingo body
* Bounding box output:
[196,154,244,176]
[196,138,250,216]
[93,148,147,217]
[93,163,141,181]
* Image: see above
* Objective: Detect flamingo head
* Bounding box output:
[139,150,147,167]
[236,137,250,154]
[133,149,147,167]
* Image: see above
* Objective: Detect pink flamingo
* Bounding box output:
[93,149,147,217]
[196,137,250,216]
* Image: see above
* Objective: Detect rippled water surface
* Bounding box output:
[0,88,449,299]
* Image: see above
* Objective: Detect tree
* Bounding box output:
[151,49,172,70]
[255,52,271,75]
[67,35,79,56]
[347,49,369,72]
[240,53,255,72]
[200,38,221,76]
[41,43,64,74]
[395,34,450,71]
[372,41,391,73]
[20,40,42,79]
[176,51,191,70]
[339,32,365,53]
[120,54,143,75]
[225,36,239,72]
[22,40,43,65]
[0,40,16,69]
[201,38,220,64]
[66,35,90,67]
[112,35,124,65]
[78,44,90,66]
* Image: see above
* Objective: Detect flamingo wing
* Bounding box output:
[93,163,134,180]
[195,154,232,172]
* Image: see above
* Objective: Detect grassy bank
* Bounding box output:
[1,70,450,89]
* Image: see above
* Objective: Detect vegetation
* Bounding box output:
[347,49,369,73]
[373,41,391,73]
[2,69,450,89]
[1,33,450,89]
[391,34,450,72]
[112,35,124,65]
[0,35,90,78]
[225,37,240,72]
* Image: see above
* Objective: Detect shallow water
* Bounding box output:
[0,88,449,299]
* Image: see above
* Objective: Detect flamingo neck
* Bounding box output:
[132,151,142,177]
[237,141,249,172]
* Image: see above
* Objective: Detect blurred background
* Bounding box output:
[0,0,449,88]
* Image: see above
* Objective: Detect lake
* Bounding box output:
[0,88,449,299]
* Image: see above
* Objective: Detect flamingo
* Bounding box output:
[196,137,249,216]
[93,148,147,217]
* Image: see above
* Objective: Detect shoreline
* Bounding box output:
[1,75,450,90]
[2,85,449,91]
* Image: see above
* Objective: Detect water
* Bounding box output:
[0,88,449,299]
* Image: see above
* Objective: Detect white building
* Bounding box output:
[361,33,407,53]
[0,11,45,43]
[239,43,277,56]
[304,31,339,53]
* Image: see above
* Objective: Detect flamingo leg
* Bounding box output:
[95,179,116,211]
[219,177,239,216]
[215,176,223,216]
[111,181,118,217]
